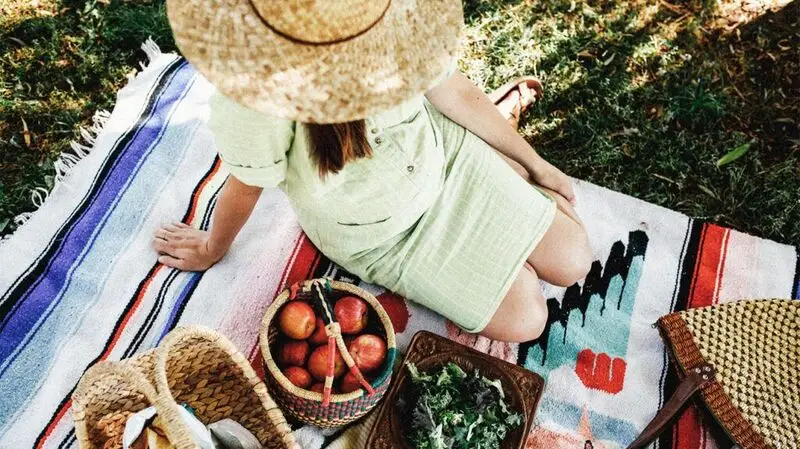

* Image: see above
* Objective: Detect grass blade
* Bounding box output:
[716,141,753,167]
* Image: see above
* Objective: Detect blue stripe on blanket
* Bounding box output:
[0,58,198,432]
[47,157,222,449]
[0,59,181,324]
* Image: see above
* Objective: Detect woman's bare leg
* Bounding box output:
[490,149,592,285]
[480,206,591,342]
[528,209,592,286]
[481,263,549,342]
[479,81,592,341]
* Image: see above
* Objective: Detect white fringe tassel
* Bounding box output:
[3,38,163,243]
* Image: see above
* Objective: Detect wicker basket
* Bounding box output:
[72,353,159,449]
[260,279,397,428]
[154,326,299,449]
[72,327,299,449]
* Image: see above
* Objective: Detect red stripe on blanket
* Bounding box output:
[183,159,221,225]
[101,265,166,359]
[673,223,730,449]
[36,160,221,449]
[285,234,322,287]
[35,398,72,449]
[688,224,728,309]
[249,234,321,377]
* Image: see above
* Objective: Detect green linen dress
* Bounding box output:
[209,91,556,332]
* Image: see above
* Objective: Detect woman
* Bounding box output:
[155,0,591,342]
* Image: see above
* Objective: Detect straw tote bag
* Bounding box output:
[628,299,799,449]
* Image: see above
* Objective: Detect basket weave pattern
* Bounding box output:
[73,326,298,449]
[660,299,799,449]
[73,360,159,449]
[265,371,392,426]
[260,279,397,428]
[155,327,295,448]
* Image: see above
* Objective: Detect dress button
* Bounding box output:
[407,165,415,173]
[375,137,383,144]
[371,128,378,134]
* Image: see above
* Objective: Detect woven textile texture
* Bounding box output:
[1,44,798,449]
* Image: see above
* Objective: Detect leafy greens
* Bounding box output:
[403,362,523,449]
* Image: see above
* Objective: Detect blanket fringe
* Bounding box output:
[2,38,163,244]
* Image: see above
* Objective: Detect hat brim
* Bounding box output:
[167,0,464,123]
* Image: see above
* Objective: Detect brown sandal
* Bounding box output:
[488,76,544,128]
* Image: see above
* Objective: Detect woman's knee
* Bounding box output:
[480,266,549,342]
[551,233,592,287]
[530,210,593,287]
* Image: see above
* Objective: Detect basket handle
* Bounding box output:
[302,280,376,406]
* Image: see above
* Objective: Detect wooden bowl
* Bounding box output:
[366,331,544,449]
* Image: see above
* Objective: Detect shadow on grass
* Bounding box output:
[2,0,798,244]
[462,0,799,244]
[0,0,173,234]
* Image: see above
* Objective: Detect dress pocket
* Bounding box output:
[336,216,392,227]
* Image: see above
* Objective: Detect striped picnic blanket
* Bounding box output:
[2,43,798,449]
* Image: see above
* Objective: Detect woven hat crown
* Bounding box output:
[167,0,463,122]
[251,0,391,44]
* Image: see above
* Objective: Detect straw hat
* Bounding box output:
[167,0,464,123]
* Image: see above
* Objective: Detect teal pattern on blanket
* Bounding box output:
[519,231,649,392]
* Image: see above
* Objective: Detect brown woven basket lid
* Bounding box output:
[166,0,463,123]
[659,299,799,449]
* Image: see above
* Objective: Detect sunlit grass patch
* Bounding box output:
[1,0,798,244]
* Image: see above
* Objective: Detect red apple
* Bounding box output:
[339,372,371,394]
[283,366,312,389]
[279,301,316,340]
[308,318,328,346]
[278,340,309,367]
[307,345,345,380]
[310,383,324,393]
[348,334,387,373]
[334,296,368,334]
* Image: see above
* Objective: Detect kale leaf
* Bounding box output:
[404,362,524,449]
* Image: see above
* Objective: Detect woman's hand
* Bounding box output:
[426,74,576,204]
[153,223,227,271]
[527,159,576,205]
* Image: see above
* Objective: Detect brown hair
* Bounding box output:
[306,120,372,177]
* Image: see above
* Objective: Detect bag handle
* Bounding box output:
[626,363,716,449]
[295,279,375,406]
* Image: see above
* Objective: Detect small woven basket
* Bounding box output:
[260,279,397,428]
[72,327,298,449]
[73,353,160,449]
[154,326,298,449]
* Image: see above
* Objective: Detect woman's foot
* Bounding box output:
[488,77,543,130]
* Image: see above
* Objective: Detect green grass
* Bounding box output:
[2,0,799,244]
[0,0,174,233]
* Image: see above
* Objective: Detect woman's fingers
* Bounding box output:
[559,179,576,204]
[165,223,190,233]
[556,181,576,206]
[158,254,186,270]
[152,224,216,272]
[153,238,174,254]
[154,228,173,241]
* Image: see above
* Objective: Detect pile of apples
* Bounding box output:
[276,295,387,394]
